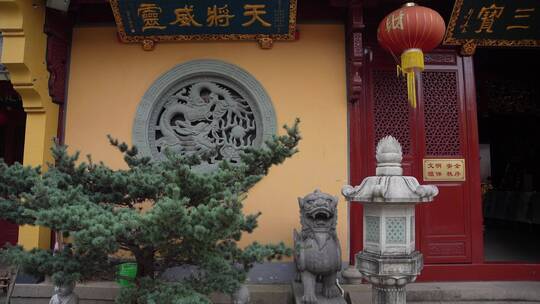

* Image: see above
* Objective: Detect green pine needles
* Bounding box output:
[0,119,301,304]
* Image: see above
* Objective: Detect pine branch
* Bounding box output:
[0,120,301,303]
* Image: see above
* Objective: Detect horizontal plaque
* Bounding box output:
[423,158,466,182]
[443,0,539,54]
[110,0,297,49]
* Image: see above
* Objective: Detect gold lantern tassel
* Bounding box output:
[399,48,424,108]
[407,72,416,108]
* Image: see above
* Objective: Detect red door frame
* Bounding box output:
[461,56,484,265]
[347,52,540,281]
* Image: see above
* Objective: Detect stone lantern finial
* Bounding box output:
[376,136,403,176]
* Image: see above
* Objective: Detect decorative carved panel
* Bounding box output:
[132,60,276,172]
[372,70,411,155]
[427,242,466,257]
[422,71,461,156]
[44,8,74,105]
[365,216,380,243]
[346,3,364,103]
[385,217,406,244]
[424,53,457,65]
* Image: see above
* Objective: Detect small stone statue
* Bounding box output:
[49,282,79,304]
[293,190,344,304]
[232,284,250,304]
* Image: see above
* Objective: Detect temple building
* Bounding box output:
[1,0,539,282]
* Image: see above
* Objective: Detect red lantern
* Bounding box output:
[377,2,446,108]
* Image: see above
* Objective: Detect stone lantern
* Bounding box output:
[342,136,438,304]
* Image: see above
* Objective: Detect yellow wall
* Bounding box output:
[65,24,348,257]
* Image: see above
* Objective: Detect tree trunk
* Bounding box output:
[134,247,155,279]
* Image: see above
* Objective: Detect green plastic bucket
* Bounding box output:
[117,263,137,287]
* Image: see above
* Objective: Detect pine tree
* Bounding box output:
[0,119,301,303]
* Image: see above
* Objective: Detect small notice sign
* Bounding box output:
[110,0,297,50]
[423,159,466,182]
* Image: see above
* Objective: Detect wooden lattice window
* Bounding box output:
[422,71,461,156]
[372,70,412,155]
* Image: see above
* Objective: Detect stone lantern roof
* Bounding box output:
[342,136,438,204]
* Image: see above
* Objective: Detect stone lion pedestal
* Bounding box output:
[292,190,347,304]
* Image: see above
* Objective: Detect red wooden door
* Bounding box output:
[0,81,25,247]
[349,48,482,264]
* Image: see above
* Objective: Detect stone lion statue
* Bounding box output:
[294,190,342,303]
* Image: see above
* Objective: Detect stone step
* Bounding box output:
[347,282,540,304]
[4,281,540,304]
[408,302,536,304]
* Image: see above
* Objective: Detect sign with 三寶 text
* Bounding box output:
[444,0,539,52]
[110,0,297,49]
[423,159,466,182]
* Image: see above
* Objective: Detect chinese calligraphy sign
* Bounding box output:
[423,159,466,182]
[443,0,539,55]
[110,0,297,50]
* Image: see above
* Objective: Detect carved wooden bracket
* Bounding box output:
[424,52,457,65]
[346,1,365,104]
[44,8,74,105]
[460,40,477,56]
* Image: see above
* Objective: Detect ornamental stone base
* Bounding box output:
[356,251,423,278]
[357,251,422,304]
[372,284,406,304]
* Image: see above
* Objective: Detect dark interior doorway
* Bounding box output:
[475,48,540,263]
[0,81,26,247]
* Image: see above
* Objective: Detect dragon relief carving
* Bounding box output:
[154,81,256,164]
[294,190,343,303]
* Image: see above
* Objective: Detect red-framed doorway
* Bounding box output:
[0,80,26,247]
[347,48,540,281]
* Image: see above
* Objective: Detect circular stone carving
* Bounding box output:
[133,59,276,172]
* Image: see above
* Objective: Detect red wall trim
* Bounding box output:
[45,8,75,247]
[346,1,366,264]
[348,101,364,263]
